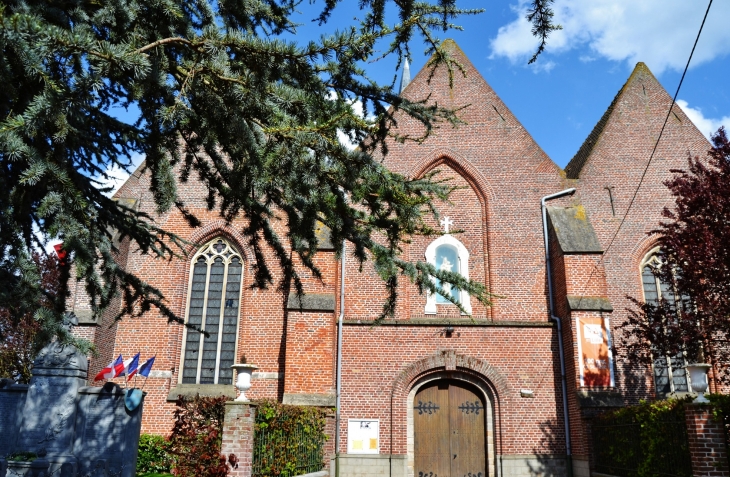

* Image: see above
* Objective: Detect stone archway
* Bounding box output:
[391,351,511,477]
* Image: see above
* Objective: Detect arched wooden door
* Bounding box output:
[414,380,486,477]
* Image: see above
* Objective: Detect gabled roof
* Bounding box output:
[564,62,654,179]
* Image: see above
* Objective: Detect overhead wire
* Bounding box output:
[574,0,714,302]
[599,0,713,258]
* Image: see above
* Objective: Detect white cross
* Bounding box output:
[440,216,454,234]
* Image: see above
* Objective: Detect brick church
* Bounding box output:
[70,40,712,477]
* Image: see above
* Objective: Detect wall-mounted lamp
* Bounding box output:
[441,326,458,337]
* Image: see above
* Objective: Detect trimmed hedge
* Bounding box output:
[708,393,730,448]
[592,398,693,477]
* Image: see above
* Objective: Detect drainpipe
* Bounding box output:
[335,239,346,477]
[541,188,576,477]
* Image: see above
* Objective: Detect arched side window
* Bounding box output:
[181,238,242,385]
[425,235,471,315]
[640,249,688,396]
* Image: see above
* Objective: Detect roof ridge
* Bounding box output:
[564,62,654,179]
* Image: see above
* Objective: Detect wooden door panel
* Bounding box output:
[449,383,486,477]
[414,382,450,477]
[415,380,487,477]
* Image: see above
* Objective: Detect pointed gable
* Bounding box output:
[387,39,558,179]
[564,62,709,179]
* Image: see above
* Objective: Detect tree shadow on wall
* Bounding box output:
[527,418,568,477]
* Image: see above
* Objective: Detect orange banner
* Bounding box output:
[577,316,614,387]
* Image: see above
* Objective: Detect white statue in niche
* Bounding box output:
[425,235,471,314]
[439,256,454,297]
[436,245,459,303]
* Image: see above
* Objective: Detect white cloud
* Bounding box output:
[491,0,730,74]
[530,60,556,73]
[327,91,370,151]
[97,153,145,197]
[677,100,730,141]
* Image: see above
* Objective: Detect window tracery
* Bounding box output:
[180,238,242,385]
[640,248,688,396]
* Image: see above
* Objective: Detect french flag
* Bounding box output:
[118,353,140,379]
[129,356,155,378]
[94,355,124,381]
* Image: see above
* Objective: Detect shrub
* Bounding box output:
[708,393,730,447]
[136,434,173,475]
[252,400,329,477]
[592,397,693,477]
[168,395,238,477]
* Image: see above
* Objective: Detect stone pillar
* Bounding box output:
[221,402,257,477]
[685,404,730,477]
[16,341,88,476]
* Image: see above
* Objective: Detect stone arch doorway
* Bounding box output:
[408,373,496,477]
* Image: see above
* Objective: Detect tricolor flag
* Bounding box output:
[137,356,156,378]
[120,353,140,380]
[94,355,124,381]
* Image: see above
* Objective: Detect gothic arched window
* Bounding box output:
[425,229,471,315]
[181,238,242,385]
[641,249,688,395]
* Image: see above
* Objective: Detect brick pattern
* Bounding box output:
[70,40,718,476]
[685,405,730,477]
[221,402,256,477]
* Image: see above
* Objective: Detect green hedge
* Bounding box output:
[708,393,730,448]
[136,434,172,475]
[592,398,693,477]
[252,400,329,477]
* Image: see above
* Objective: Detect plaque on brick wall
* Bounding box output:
[347,419,379,454]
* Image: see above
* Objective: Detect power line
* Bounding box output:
[600,0,713,258]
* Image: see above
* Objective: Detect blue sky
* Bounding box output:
[107,0,730,190]
[304,0,730,168]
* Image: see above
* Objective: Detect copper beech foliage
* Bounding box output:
[619,127,730,384]
[168,395,238,477]
[0,253,61,383]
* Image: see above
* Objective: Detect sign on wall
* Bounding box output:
[576,316,615,387]
[347,419,379,454]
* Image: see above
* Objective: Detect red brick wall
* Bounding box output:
[685,404,730,477]
[568,63,711,404]
[72,40,717,467]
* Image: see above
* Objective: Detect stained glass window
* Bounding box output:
[182,238,242,385]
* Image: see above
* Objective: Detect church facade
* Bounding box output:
[70,41,713,477]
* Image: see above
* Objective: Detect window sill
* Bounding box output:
[167,383,236,402]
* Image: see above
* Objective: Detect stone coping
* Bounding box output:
[343,318,554,327]
[294,471,327,477]
[283,393,336,407]
[332,454,407,460]
[167,383,236,402]
[0,380,28,392]
[287,293,336,312]
[567,296,613,312]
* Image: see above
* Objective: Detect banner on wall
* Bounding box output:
[577,316,615,387]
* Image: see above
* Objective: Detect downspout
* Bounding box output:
[335,239,346,477]
[541,188,576,477]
